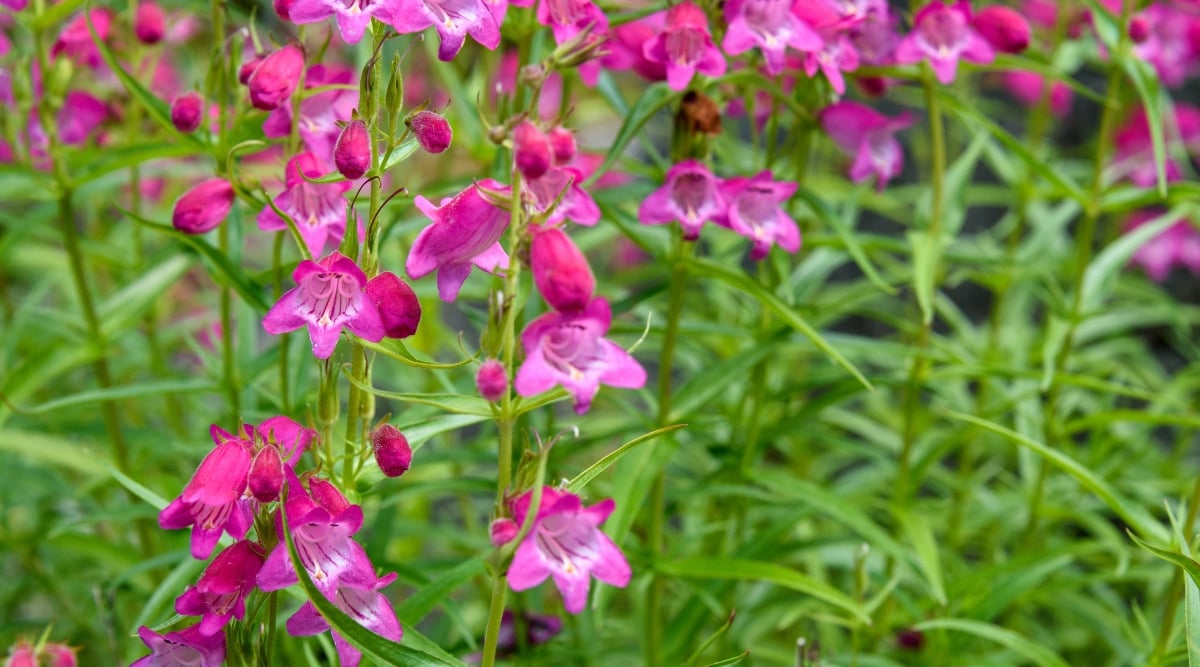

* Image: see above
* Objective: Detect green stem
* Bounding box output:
[273,233,290,414]
[481,563,510,667]
[218,222,239,420]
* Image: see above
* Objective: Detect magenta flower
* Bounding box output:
[262,252,386,359]
[286,0,391,43]
[972,5,1030,54]
[51,9,113,68]
[514,297,646,414]
[247,45,306,111]
[132,625,225,667]
[170,92,204,134]
[257,152,354,258]
[803,30,859,94]
[1129,4,1199,88]
[365,271,422,339]
[389,0,501,61]
[514,121,554,181]
[172,179,235,235]
[1000,71,1071,117]
[819,100,911,190]
[525,166,601,227]
[894,0,994,84]
[285,571,403,667]
[642,1,726,91]
[406,179,511,301]
[506,487,631,614]
[530,225,595,312]
[602,12,669,82]
[536,0,608,45]
[1111,106,1200,188]
[175,540,267,635]
[1126,210,1200,282]
[716,171,801,260]
[721,0,822,75]
[158,429,254,559]
[264,65,358,163]
[638,160,727,240]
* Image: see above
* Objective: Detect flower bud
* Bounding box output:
[43,644,78,667]
[973,6,1030,54]
[247,45,304,111]
[407,110,453,154]
[371,424,412,477]
[530,226,595,312]
[476,359,508,402]
[490,517,519,546]
[548,127,577,165]
[172,179,234,234]
[334,120,371,179]
[513,121,552,181]
[1129,15,1150,43]
[273,0,292,20]
[247,444,284,503]
[365,272,421,339]
[238,55,264,85]
[134,1,165,44]
[308,477,352,514]
[170,92,204,133]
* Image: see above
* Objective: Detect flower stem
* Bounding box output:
[481,569,510,667]
[218,222,240,420]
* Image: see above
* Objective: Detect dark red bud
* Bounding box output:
[408,110,453,154]
[371,424,412,478]
[475,359,508,402]
[365,272,421,339]
[172,178,234,234]
[247,45,304,111]
[134,1,165,44]
[973,6,1030,54]
[548,126,577,165]
[513,121,553,181]
[170,91,204,133]
[896,629,925,651]
[247,445,284,503]
[334,120,372,179]
[529,225,595,312]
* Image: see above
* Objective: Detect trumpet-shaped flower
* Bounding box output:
[716,171,801,260]
[722,0,822,75]
[406,179,511,301]
[642,1,726,91]
[286,0,391,43]
[389,0,501,61]
[894,0,993,84]
[638,160,726,240]
[175,541,267,635]
[285,570,403,667]
[819,100,911,190]
[506,487,631,614]
[132,625,225,667]
[257,152,354,258]
[158,430,254,560]
[262,252,386,359]
[514,297,646,414]
[525,166,601,227]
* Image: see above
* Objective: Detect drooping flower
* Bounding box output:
[247,45,306,110]
[257,152,355,258]
[175,540,267,635]
[894,0,994,84]
[389,0,501,61]
[406,179,511,301]
[514,297,646,414]
[722,0,822,75]
[407,110,453,153]
[530,225,595,312]
[1125,209,1200,282]
[638,160,726,240]
[262,252,386,359]
[334,120,371,179]
[642,1,726,91]
[284,570,403,667]
[370,424,412,477]
[819,100,911,190]
[285,0,391,44]
[365,271,421,339]
[715,171,801,260]
[132,625,225,667]
[506,487,631,614]
[158,429,254,559]
[172,179,235,235]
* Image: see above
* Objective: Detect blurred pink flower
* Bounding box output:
[1125,209,1200,282]
[819,100,910,190]
[642,1,726,91]
[722,0,821,75]
[894,0,993,84]
[390,0,501,61]
[51,9,113,68]
[638,159,726,240]
[257,152,355,257]
[716,171,801,260]
[1000,70,1071,117]
[132,625,224,667]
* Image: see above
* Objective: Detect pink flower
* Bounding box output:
[515,297,646,414]
[4,640,77,667]
[264,65,358,163]
[132,625,225,667]
[819,100,911,190]
[548,127,577,165]
[284,571,403,667]
[525,166,601,226]
[638,160,726,240]
[1126,209,1200,282]
[1000,70,1071,117]
[530,225,595,312]
[514,121,554,181]
[134,1,166,44]
[389,0,501,61]
[973,5,1030,54]
[175,540,267,635]
[803,30,859,94]
[158,429,254,559]
[334,120,371,179]
[1111,105,1200,187]
[257,152,354,258]
[248,444,285,503]
[601,12,668,81]
[642,1,726,91]
[894,0,994,84]
[506,487,631,613]
[408,110,453,154]
[716,171,801,260]
[286,0,392,43]
[1128,4,1200,88]
[247,45,305,111]
[172,179,235,235]
[537,0,609,46]
[722,0,822,75]
[170,92,205,133]
[51,9,113,68]
[406,180,511,301]
[365,271,421,339]
[262,252,386,359]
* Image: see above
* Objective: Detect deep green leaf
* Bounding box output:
[914,618,1071,667]
[566,424,686,494]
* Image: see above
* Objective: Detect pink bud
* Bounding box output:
[247,444,284,502]
[134,1,165,44]
[529,225,595,312]
[170,92,204,133]
[5,640,37,667]
[1129,15,1150,43]
[273,0,292,20]
[371,424,412,477]
[513,121,553,181]
[307,477,352,514]
[172,178,235,234]
[408,110,453,154]
[490,517,519,546]
[334,120,371,179]
[238,55,264,85]
[548,127,577,165]
[365,271,421,339]
[973,6,1030,54]
[247,45,304,111]
[43,644,78,667]
[476,359,508,402]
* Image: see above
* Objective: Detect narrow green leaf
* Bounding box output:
[345,375,493,416]
[1081,205,1192,311]
[1118,55,1168,196]
[108,466,169,510]
[688,257,873,391]
[99,255,194,338]
[669,340,781,420]
[566,424,686,494]
[794,187,894,295]
[914,618,1071,667]
[703,652,750,667]
[908,230,946,325]
[382,136,420,171]
[656,557,871,625]
[586,82,677,187]
[683,610,736,667]
[72,143,200,186]
[1129,533,1200,590]
[359,338,476,370]
[15,379,216,414]
[894,510,946,606]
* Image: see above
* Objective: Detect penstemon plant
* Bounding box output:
[4,0,1200,665]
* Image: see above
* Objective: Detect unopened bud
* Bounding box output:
[365,271,421,338]
[1129,15,1150,43]
[973,5,1030,54]
[371,424,412,477]
[476,359,508,402]
[248,444,284,502]
[43,643,78,667]
[247,45,304,111]
[513,121,552,181]
[385,53,403,115]
[407,110,453,154]
[172,178,234,234]
[548,127,576,165]
[490,517,519,546]
[273,0,292,20]
[238,55,264,85]
[134,1,165,44]
[530,225,594,312]
[334,120,372,179]
[170,91,204,133]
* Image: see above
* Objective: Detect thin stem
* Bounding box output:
[481,561,510,667]
[219,222,240,420]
